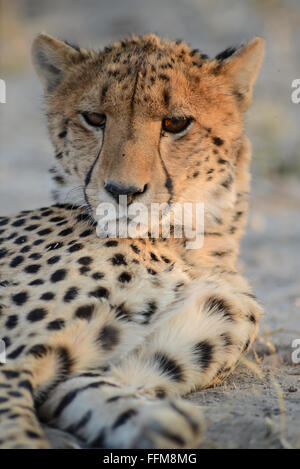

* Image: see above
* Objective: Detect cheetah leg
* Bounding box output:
[0,366,50,448]
[38,274,263,449]
[0,298,179,449]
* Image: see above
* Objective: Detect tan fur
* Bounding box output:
[0,34,264,449]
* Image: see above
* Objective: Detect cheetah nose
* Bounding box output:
[104,182,148,204]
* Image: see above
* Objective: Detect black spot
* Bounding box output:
[248,314,257,324]
[14,236,27,245]
[76,213,90,223]
[68,243,83,253]
[24,264,41,274]
[27,308,47,322]
[90,287,109,300]
[40,292,55,301]
[158,73,170,81]
[53,175,65,185]
[212,250,229,257]
[89,429,106,448]
[12,219,25,227]
[0,218,9,226]
[47,318,65,330]
[215,46,237,61]
[65,409,93,434]
[58,130,67,138]
[75,304,95,320]
[205,296,234,321]
[28,344,49,358]
[154,352,184,382]
[41,210,53,217]
[47,255,60,264]
[110,253,127,266]
[5,315,18,329]
[150,252,159,262]
[26,430,41,439]
[130,244,140,254]
[78,256,92,265]
[46,242,64,251]
[142,301,157,324]
[25,224,39,232]
[2,336,11,347]
[192,340,214,370]
[2,370,19,379]
[212,137,224,146]
[79,266,90,275]
[92,272,104,280]
[221,174,233,189]
[112,409,137,429]
[18,379,33,394]
[50,216,65,223]
[58,228,73,236]
[20,245,31,253]
[37,228,52,236]
[50,269,67,283]
[7,232,17,240]
[162,256,171,264]
[8,345,26,359]
[118,272,132,283]
[29,253,42,260]
[28,279,44,286]
[221,333,233,347]
[218,158,227,165]
[11,291,28,306]
[233,211,243,222]
[101,84,109,101]
[104,240,118,247]
[147,268,157,276]
[8,391,22,398]
[80,230,92,238]
[64,287,79,302]
[33,239,44,246]
[10,256,24,268]
[98,325,120,351]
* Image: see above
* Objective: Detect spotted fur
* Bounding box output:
[0,33,264,448]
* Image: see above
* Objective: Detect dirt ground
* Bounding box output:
[0,0,299,449]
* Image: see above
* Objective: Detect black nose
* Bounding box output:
[104,182,147,203]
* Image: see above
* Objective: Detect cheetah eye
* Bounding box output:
[81,112,106,128]
[162,117,192,134]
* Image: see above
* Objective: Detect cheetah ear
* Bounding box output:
[215,37,264,111]
[32,33,85,92]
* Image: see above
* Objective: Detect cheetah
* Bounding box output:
[0,33,264,449]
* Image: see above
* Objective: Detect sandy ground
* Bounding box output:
[0,0,299,449]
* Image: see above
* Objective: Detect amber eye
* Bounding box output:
[81,112,106,128]
[162,117,192,134]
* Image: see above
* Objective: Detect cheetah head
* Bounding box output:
[32,34,264,236]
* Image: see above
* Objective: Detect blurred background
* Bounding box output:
[0,0,299,343]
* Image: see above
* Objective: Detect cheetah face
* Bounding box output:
[32,34,263,232]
